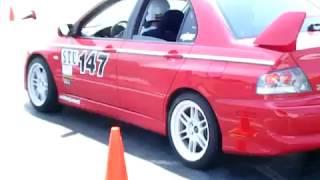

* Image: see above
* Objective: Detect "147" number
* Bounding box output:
[61,49,110,78]
[79,51,109,77]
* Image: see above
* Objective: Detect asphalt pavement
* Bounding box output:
[1,23,320,180]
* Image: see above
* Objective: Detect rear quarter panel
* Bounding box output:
[166,44,282,153]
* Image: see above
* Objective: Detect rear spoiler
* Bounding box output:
[254,12,306,52]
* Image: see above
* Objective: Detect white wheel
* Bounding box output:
[28,62,48,106]
[168,93,221,169]
[27,57,61,112]
[170,100,209,162]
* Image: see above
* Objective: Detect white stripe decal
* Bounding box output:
[52,43,274,66]
[59,95,81,105]
[300,53,320,61]
[52,43,105,51]
[117,48,166,56]
[183,54,274,66]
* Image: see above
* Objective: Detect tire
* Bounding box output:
[168,92,221,169]
[27,57,61,112]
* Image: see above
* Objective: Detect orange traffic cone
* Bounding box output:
[105,127,128,180]
[9,7,15,21]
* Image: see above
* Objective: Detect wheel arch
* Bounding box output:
[166,88,203,114]
[24,53,49,90]
[165,87,221,138]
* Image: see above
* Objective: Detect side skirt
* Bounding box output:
[58,94,166,135]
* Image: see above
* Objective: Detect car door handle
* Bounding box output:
[105,45,117,53]
[164,50,183,59]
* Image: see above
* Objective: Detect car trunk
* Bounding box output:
[291,32,320,93]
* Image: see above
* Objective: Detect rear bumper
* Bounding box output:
[216,94,320,155]
[264,101,320,155]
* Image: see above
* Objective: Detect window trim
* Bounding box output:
[71,0,142,40]
[176,5,198,43]
[128,0,198,45]
[129,0,152,39]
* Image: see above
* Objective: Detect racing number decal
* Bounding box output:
[96,52,109,78]
[61,49,79,77]
[61,49,110,78]
[78,50,88,75]
[62,49,79,66]
[79,50,97,75]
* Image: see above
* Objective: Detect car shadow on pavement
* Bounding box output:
[24,103,320,180]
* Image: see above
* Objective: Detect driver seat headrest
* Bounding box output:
[158,10,184,41]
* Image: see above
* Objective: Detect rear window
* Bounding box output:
[216,0,320,39]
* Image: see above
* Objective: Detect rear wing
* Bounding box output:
[254,12,306,52]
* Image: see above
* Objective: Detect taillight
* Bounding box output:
[257,67,311,95]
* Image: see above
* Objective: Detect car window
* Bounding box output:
[169,0,188,11]
[133,0,189,42]
[215,0,320,39]
[178,9,197,43]
[81,0,138,38]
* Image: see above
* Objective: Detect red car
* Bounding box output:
[25,0,320,169]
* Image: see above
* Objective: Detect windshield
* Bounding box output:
[216,0,320,39]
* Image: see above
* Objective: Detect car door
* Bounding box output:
[117,0,195,121]
[57,0,139,107]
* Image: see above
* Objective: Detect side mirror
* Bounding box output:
[58,24,73,37]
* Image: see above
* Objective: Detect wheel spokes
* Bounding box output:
[196,133,207,150]
[188,139,197,153]
[40,71,47,84]
[180,112,190,126]
[171,100,211,162]
[36,90,41,100]
[43,81,48,89]
[40,89,47,100]
[180,129,189,141]
[32,78,39,85]
[190,106,196,120]
[29,64,49,106]
[35,68,42,79]
[32,79,39,89]
[199,119,208,132]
